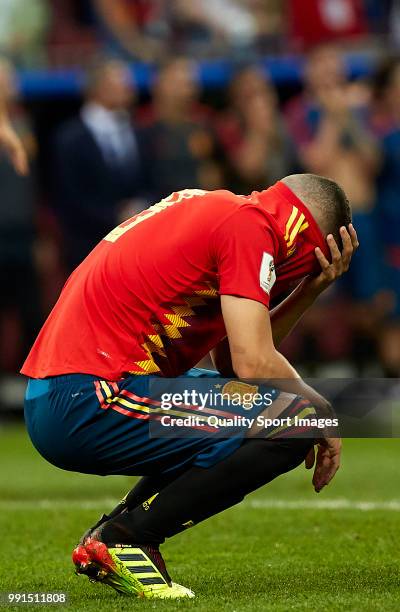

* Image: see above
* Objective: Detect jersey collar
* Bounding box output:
[259,181,330,261]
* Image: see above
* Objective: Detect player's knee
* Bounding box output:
[280,437,313,461]
[252,435,311,466]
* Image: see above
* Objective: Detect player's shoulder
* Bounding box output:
[159,188,273,231]
[205,189,273,222]
[202,189,266,212]
[204,190,276,245]
[166,188,249,216]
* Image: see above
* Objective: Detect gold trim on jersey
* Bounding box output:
[284,206,309,255]
[129,283,219,375]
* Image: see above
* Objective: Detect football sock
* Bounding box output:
[123,468,187,510]
[86,470,185,534]
[99,437,312,546]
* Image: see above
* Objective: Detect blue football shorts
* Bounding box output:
[24,369,309,476]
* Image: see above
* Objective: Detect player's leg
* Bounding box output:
[80,469,186,542]
[87,387,315,544]
[73,468,200,599]
[75,433,311,597]
[94,436,312,547]
[75,388,314,594]
[79,367,292,538]
[74,387,316,598]
[24,373,314,598]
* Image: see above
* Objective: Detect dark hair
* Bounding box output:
[282,174,352,244]
[313,175,352,230]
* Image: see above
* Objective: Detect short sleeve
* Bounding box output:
[212,206,280,308]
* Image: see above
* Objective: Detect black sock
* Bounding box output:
[87,469,185,535]
[118,469,186,512]
[100,438,312,546]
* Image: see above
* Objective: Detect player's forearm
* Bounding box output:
[233,346,300,380]
[213,280,319,374]
[270,277,319,347]
[212,339,330,411]
[211,333,300,378]
[234,349,331,412]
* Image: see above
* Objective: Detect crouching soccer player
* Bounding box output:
[21,174,358,599]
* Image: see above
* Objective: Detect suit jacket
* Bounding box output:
[54,116,145,269]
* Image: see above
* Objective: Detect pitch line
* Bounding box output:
[1,498,400,511]
[247,499,400,511]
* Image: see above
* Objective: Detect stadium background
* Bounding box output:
[0,2,399,610]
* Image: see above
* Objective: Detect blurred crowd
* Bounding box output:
[2,1,400,395]
[0,0,400,67]
[88,0,400,61]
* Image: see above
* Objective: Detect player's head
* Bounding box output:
[281,174,352,247]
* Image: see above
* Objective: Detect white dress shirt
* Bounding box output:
[81,102,138,166]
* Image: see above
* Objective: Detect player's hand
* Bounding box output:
[305,437,342,493]
[311,224,359,294]
[0,119,28,175]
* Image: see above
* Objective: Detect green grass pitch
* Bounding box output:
[1,425,399,611]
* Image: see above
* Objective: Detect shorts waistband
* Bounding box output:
[26,374,99,399]
[44,374,98,387]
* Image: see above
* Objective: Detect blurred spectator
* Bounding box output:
[171,0,284,57]
[217,66,298,193]
[378,321,400,377]
[363,0,392,36]
[172,0,257,56]
[288,0,368,51]
[138,58,224,201]
[0,99,28,176]
[0,59,42,372]
[285,44,381,305]
[91,0,169,62]
[54,58,146,271]
[372,56,400,315]
[47,0,98,68]
[0,0,49,68]
[389,1,400,49]
[249,0,285,50]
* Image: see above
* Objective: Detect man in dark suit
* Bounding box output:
[54,58,145,271]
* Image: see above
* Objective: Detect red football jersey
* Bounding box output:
[21,182,328,380]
